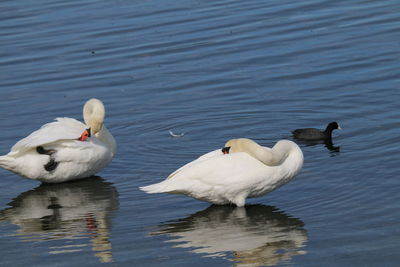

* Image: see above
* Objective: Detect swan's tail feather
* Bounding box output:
[0,155,11,169]
[140,181,176,194]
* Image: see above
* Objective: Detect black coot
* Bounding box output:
[292,122,341,141]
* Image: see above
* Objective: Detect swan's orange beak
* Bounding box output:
[78,128,91,141]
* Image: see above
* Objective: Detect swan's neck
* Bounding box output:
[83,99,105,135]
[263,146,288,166]
[254,143,288,166]
[96,126,117,156]
[226,138,301,167]
[274,140,304,178]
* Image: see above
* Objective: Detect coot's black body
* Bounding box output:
[292,122,341,141]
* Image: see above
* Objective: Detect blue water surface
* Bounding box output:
[0,0,399,266]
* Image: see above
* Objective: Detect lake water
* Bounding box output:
[0,0,399,266]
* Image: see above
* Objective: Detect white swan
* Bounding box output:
[0,99,116,183]
[140,138,303,207]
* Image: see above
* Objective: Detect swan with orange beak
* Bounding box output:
[0,98,116,183]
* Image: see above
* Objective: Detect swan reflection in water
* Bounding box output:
[151,205,307,266]
[0,177,118,263]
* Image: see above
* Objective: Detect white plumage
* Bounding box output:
[140,139,303,207]
[0,99,116,183]
[10,117,86,155]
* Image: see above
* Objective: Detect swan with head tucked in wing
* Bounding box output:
[0,98,116,183]
[140,138,303,207]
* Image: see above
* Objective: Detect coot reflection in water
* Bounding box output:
[294,138,341,152]
[150,205,307,266]
[0,177,119,263]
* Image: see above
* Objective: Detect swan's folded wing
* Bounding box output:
[168,149,223,179]
[10,118,86,154]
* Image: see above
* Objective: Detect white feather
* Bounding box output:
[10,118,86,155]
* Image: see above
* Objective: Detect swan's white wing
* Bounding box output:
[11,118,86,154]
[174,152,267,184]
[167,147,271,182]
[141,152,267,197]
[168,149,223,179]
[168,144,273,179]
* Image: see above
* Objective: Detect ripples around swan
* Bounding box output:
[0,177,119,263]
[151,205,307,266]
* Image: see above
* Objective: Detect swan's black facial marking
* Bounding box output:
[37,146,59,172]
[86,128,91,137]
[222,147,231,154]
[44,158,59,172]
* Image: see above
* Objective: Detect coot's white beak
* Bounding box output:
[338,125,342,130]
